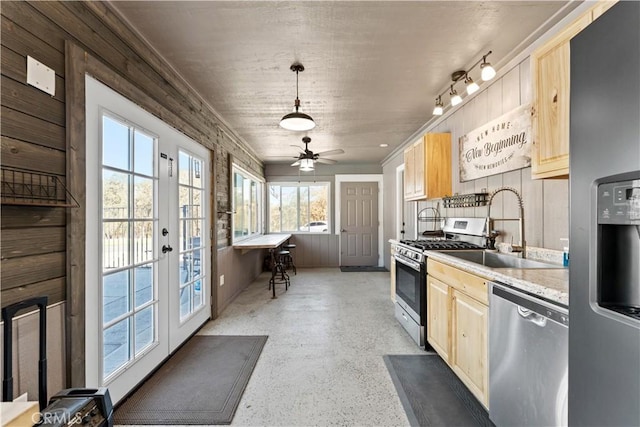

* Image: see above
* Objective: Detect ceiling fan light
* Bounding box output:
[299,158,314,171]
[280,111,316,131]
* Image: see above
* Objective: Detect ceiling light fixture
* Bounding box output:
[450,85,462,106]
[431,50,495,115]
[299,158,314,171]
[480,53,496,81]
[432,95,444,116]
[280,63,316,132]
[465,74,479,95]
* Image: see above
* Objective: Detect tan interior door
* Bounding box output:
[340,182,378,266]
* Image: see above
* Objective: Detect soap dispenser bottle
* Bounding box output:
[560,238,569,267]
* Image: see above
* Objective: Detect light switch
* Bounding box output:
[27,56,55,96]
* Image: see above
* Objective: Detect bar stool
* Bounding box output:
[268,249,290,297]
[282,243,297,275]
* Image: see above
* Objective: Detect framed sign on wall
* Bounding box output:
[459,104,532,182]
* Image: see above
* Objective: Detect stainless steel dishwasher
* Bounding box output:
[489,282,569,427]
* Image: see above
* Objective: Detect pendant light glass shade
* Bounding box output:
[465,75,479,95]
[280,63,315,131]
[299,158,314,171]
[432,95,444,116]
[450,86,462,106]
[480,61,496,81]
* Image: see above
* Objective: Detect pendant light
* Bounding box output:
[280,63,316,131]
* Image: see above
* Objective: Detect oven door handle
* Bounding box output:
[394,254,422,271]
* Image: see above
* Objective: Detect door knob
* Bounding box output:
[341,229,347,232]
[162,228,169,236]
[162,245,173,253]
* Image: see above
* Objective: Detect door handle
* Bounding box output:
[341,229,347,232]
[162,245,173,253]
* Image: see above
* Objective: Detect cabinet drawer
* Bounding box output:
[427,259,488,305]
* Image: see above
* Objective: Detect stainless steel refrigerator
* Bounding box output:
[569,2,640,425]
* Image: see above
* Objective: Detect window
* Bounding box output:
[232,165,263,241]
[268,182,330,233]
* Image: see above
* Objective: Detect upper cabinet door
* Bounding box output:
[531,12,591,179]
[403,133,451,201]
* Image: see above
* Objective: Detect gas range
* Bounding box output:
[393,218,487,349]
[399,239,484,251]
[394,217,487,261]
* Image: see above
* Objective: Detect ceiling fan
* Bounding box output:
[291,136,344,169]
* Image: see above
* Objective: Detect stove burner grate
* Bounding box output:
[400,240,483,251]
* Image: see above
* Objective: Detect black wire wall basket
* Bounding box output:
[1,167,79,207]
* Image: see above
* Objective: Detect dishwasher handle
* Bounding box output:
[492,282,569,327]
[517,306,547,327]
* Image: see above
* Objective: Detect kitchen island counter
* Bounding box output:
[424,250,568,306]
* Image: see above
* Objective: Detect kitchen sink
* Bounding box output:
[439,250,565,269]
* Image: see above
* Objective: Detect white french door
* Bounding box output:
[85,76,210,404]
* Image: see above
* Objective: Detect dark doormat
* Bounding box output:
[384,354,494,427]
[340,266,389,272]
[115,335,267,425]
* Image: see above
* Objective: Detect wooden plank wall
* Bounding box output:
[1,0,266,389]
[414,58,569,251]
[289,235,340,267]
[1,0,263,306]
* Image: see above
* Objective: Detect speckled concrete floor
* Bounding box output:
[197,267,424,426]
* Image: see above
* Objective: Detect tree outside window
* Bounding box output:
[269,183,330,233]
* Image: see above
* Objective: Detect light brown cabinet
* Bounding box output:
[427,275,451,360]
[403,133,451,200]
[426,258,489,408]
[451,289,488,406]
[531,1,617,179]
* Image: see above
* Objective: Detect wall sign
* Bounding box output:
[459,104,532,182]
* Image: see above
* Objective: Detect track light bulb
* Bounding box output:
[450,86,462,106]
[465,75,479,95]
[433,96,444,116]
[480,58,496,81]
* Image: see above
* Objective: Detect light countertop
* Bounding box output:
[233,233,292,250]
[423,250,568,306]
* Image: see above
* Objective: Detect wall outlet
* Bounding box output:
[220,274,225,286]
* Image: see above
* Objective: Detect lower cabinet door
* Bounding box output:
[426,275,450,361]
[451,289,489,408]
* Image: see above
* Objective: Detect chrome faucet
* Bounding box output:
[486,187,526,258]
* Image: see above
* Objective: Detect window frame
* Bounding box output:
[267,181,332,234]
[231,164,264,243]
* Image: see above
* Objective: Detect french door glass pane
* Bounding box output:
[134,221,153,264]
[102,116,129,170]
[103,270,129,324]
[103,318,130,378]
[103,171,129,219]
[133,130,154,177]
[103,222,130,270]
[134,306,153,354]
[134,265,153,307]
[134,177,153,219]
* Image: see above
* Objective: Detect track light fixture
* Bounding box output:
[450,85,462,106]
[280,63,316,131]
[480,53,496,81]
[465,74,479,95]
[431,50,495,116]
[433,95,444,116]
